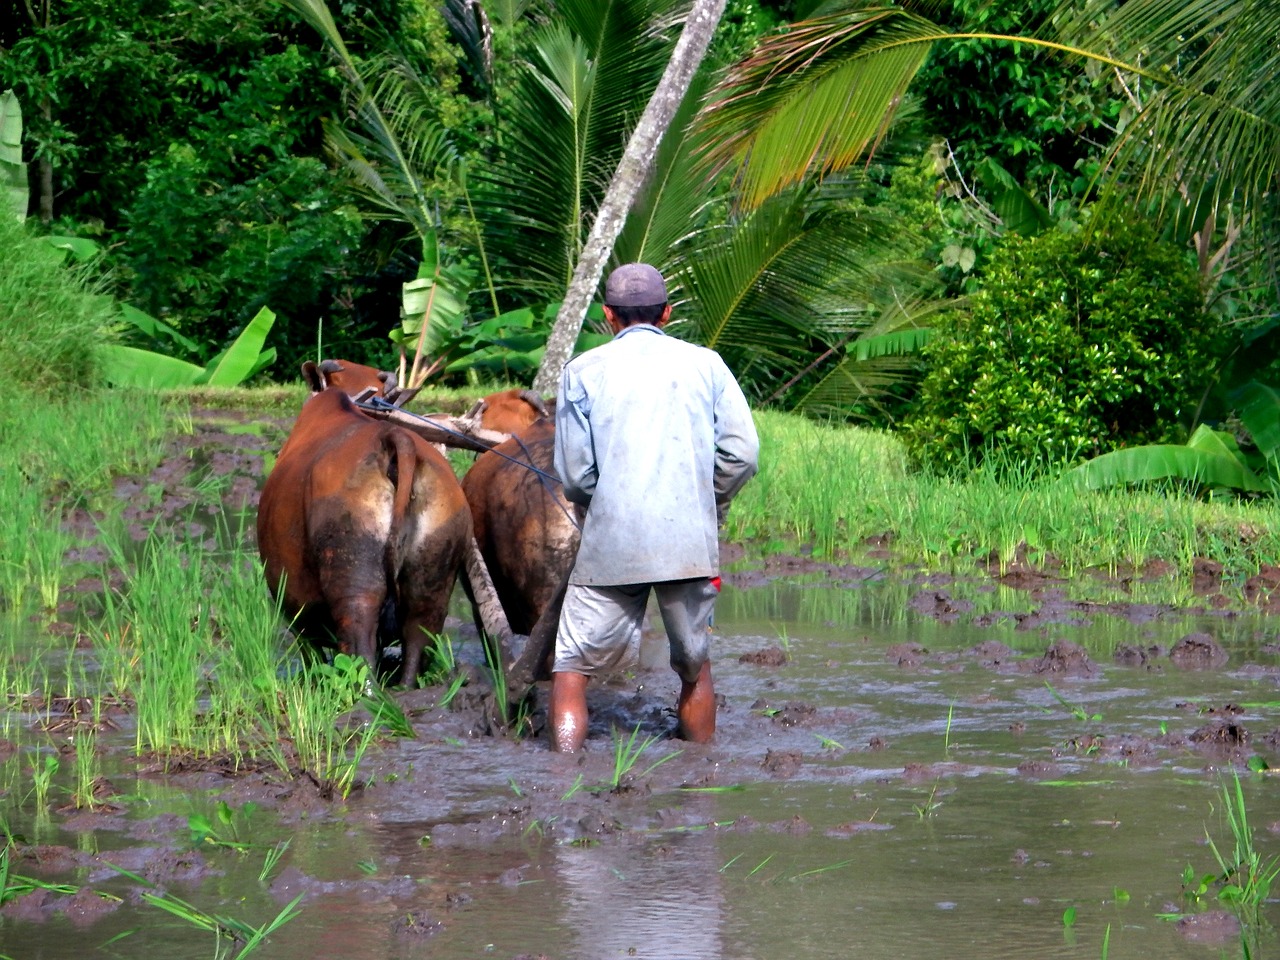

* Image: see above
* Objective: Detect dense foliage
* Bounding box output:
[0,215,115,391]
[5,0,1277,483]
[903,218,1215,470]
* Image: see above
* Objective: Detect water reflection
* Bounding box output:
[552,830,725,960]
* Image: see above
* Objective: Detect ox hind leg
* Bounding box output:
[396,522,470,688]
[312,521,392,678]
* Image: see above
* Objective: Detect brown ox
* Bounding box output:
[257,361,471,683]
[471,389,549,437]
[461,416,578,682]
[309,358,418,407]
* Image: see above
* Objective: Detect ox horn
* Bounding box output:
[517,390,549,418]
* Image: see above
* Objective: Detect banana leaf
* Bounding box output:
[0,89,27,221]
[1066,425,1269,492]
[200,307,277,387]
[100,346,207,389]
[1234,380,1280,460]
[120,303,201,354]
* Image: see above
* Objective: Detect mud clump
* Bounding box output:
[1026,640,1097,677]
[1114,643,1163,669]
[907,590,973,621]
[971,640,1016,669]
[1189,719,1250,754]
[1192,557,1223,594]
[761,749,803,778]
[1169,632,1228,670]
[886,643,927,667]
[739,646,788,667]
[395,911,445,939]
[1175,910,1241,945]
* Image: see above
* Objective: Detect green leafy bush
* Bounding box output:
[904,218,1214,470]
[0,214,115,391]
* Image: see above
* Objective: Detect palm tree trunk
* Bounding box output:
[530,0,727,396]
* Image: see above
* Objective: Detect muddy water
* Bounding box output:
[5,570,1280,960]
[3,409,1280,958]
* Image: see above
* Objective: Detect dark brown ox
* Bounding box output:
[257,361,470,683]
[461,415,578,682]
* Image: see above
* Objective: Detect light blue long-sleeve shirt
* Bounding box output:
[554,323,760,586]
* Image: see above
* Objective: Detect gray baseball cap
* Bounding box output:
[604,262,667,307]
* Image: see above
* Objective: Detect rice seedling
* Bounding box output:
[726,409,1280,582]
[1042,682,1102,724]
[258,839,291,883]
[561,775,585,801]
[188,801,258,852]
[102,860,303,959]
[70,729,101,810]
[912,782,942,819]
[282,665,383,801]
[1203,773,1280,929]
[0,843,79,907]
[607,725,681,790]
[27,752,58,810]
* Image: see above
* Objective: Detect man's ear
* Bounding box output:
[656,303,672,327]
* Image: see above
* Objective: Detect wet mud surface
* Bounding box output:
[4,408,1280,959]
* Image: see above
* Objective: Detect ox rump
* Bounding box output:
[257,361,472,685]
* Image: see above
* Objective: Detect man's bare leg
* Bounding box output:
[549,671,590,752]
[676,660,715,743]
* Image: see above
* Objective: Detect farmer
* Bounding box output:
[549,262,759,753]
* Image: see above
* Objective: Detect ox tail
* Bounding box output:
[382,428,418,610]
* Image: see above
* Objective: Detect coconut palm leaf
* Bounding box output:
[668,187,929,393]
[696,5,947,209]
[477,0,681,301]
[1058,0,1280,231]
[789,298,953,417]
[614,67,718,268]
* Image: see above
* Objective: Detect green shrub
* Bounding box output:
[0,214,116,390]
[903,218,1214,471]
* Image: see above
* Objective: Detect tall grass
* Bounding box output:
[727,410,1280,579]
[0,213,116,390]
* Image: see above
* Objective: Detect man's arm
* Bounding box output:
[554,367,598,507]
[712,365,760,506]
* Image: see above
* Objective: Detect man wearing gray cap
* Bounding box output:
[549,262,760,753]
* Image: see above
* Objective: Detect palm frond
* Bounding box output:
[615,67,719,268]
[696,7,945,208]
[669,188,931,392]
[1057,0,1280,228]
[789,297,955,417]
[476,0,681,301]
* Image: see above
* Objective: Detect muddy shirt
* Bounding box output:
[555,323,759,586]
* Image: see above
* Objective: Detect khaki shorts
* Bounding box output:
[554,578,720,683]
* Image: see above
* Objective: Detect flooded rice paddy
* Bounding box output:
[3,411,1280,960]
